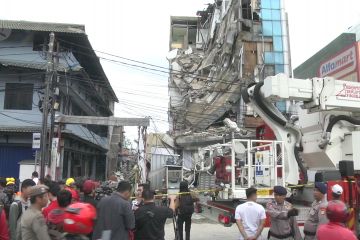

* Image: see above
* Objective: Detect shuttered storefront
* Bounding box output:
[0,146,34,178]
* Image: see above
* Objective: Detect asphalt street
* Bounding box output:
[164,213,305,240]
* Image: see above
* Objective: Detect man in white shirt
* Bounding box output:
[31,172,39,185]
[235,187,266,240]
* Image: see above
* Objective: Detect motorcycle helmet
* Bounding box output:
[63,202,97,234]
[326,200,349,223]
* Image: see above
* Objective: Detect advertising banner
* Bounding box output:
[318,42,360,82]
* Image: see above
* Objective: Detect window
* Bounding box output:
[4,83,33,110]
[261,0,280,9]
[262,21,282,36]
[273,36,283,51]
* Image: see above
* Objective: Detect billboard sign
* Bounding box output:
[318,42,360,82]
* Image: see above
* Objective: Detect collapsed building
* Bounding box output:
[164,0,294,157]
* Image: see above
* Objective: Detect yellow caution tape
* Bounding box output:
[130,183,317,199]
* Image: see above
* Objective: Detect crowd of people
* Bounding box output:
[0,173,200,240]
[1,172,358,240]
[0,172,100,240]
[234,183,358,240]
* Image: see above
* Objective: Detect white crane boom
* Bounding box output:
[242,73,360,185]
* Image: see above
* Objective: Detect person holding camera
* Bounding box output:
[82,180,99,209]
[134,189,175,240]
[132,183,150,211]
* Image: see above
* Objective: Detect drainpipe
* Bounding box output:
[280,0,291,113]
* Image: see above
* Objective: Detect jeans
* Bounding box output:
[177,214,192,240]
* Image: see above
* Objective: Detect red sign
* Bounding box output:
[336,83,360,98]
[318,42,360,82]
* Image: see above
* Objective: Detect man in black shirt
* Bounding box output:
[132,183,150,211]
[134,189,175,240]
[82,180,99,208]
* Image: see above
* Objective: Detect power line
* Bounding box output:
[56,38,246,85]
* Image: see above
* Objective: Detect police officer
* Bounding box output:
[317,200,357,240]
[19,185,51,240]
[303,182,329,240]
[266,186,302,240]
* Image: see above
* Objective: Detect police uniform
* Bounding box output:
[18,185,51,240]
[267,186,302,240]
[304,182,329,240]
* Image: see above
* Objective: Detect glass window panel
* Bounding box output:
[271,0,280,9]
[261,9,272,20]
[271,10,281,20]
[275,101,286,113]
[262,21,273,36]
[275,64,284,74]
[273,21,282,36]
[261,0,272,9]
[273,36,283,51]
[265,52,275,64]
[275,52,284,64]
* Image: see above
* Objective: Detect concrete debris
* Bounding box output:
[185,47,193,55]
[169,0,267,140]
[167,49,178,60]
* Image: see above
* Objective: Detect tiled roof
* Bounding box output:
[0,126,42,132]
[0,20,85,34]
[0,60,83,72]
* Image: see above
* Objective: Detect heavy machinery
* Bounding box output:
[194,74,360,234]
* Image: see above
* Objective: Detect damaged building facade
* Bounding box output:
[165,0,293,164]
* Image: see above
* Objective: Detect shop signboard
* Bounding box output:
[318,42,360,82]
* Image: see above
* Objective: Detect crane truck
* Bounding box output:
[193,74,360,235]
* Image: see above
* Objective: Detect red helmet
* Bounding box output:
[326,200,349,222]
[63,202,97,234]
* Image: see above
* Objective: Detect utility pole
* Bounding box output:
[48,42,59,168]
[40,32,55,178]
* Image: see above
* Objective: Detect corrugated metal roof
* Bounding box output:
[0,126,42,132]
[0,60,82,72]
[0,20,85,34]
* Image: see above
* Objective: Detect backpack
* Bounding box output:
[179,194,194,215]
[47,209,65,240]
[48,229,63,240]
[0,190,22,221]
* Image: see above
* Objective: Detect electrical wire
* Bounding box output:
[56,39,245,85]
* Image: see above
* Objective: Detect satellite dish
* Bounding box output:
[0,28,11,41]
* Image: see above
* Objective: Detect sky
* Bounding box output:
[1,0,360,143]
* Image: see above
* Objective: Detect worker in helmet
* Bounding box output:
[61,202,97,240]
[65,178,75,191]
[317,200,357,240]
[303,182,329,240]
[266,186,302,240]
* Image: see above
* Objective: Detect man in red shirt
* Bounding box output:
[42,181,60,218]
[317,200,357,240]
[46,190,72,238]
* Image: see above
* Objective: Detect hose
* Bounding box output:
[294,146,308,184]
[253,81,287,127]
[250,81,308,184]
[319,115,360,149]
[347,176,353,209]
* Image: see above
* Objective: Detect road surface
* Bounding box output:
[164,213,305,240]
